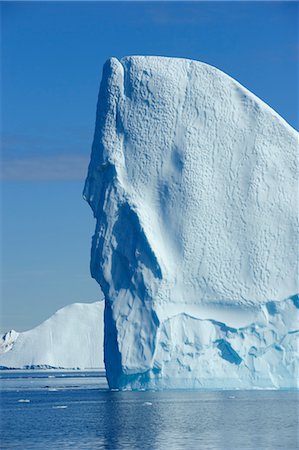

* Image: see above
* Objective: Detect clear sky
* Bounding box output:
[1,1,298,332]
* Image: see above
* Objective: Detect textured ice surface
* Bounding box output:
[84,56,298,389]
[0,302,104,369]
[0,330,19,354]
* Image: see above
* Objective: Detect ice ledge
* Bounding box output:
[112,295,299,390]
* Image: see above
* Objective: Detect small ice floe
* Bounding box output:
[143,402,153,406]
[110,388,119,392]
[228,396,235,399]
[52,405,67,409]
[47,388,58,391]
[18,399,30,403]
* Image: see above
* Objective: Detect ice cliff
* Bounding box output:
[0,302,104,369]
[84,56,298,390]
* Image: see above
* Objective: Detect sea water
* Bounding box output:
[0,371,298,449]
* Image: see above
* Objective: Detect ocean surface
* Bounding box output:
[0,371,298,450]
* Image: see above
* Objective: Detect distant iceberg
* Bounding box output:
[84,56,298,390]
[0,302,104,370]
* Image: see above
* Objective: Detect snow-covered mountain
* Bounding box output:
[84,56,298,390]
[0,302,104,369]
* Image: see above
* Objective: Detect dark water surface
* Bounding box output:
[0,371,298,450]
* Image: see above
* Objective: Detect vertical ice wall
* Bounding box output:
[84,56,298,389]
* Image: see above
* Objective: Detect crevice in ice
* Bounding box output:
[266,301,278,315]
[216,339,243,365]
[120,57,132,101]
[290,294,299,309]
[111,203,162,290]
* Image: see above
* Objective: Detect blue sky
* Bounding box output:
[1,1,298,332]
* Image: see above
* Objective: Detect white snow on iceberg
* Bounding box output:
[0,302,104,370]
[84,56,298,390]
[152,295,299,389]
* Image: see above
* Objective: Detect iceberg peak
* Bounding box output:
[84,56,298,390]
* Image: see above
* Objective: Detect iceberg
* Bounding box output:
[0,302,104,370]
[84,56,298,390]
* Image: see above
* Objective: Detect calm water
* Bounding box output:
[0,371,298,450]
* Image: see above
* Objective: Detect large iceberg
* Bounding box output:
[84,56,298,390]
[0,302,104,370]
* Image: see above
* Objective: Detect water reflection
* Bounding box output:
[99,390,298,450]
[1,372,298,450]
